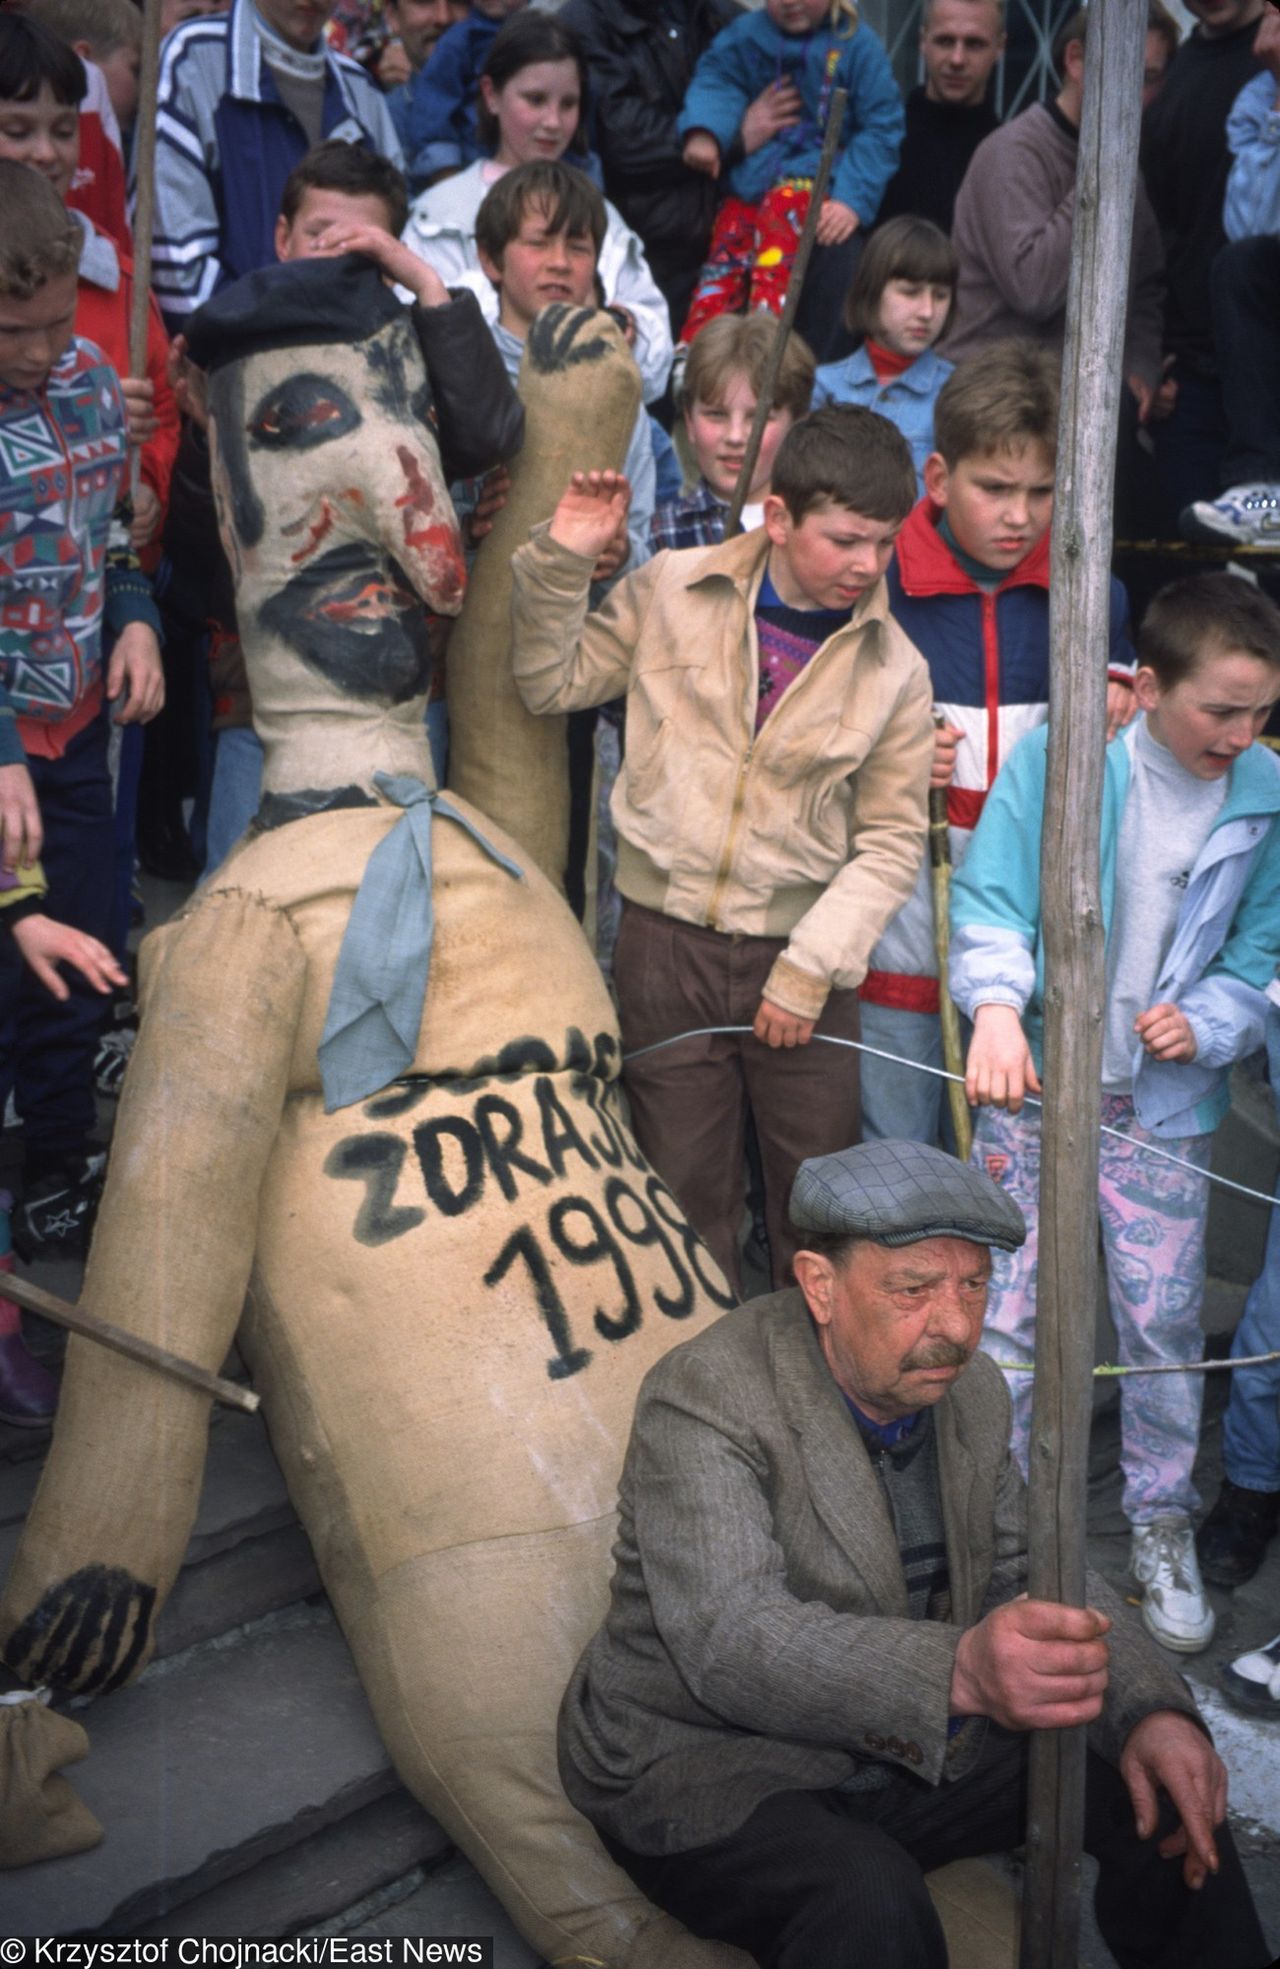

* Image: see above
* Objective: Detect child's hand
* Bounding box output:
[931,722,964,790]
[754,998,815,1048]
[1127,373,1155,425]
[467,465,511,547]
[120,376,159,448]
[1149,356,1178,423]
[549,470,632,563]
[131,483,163,553]
[107,623,165,725]
[966,1003,1041,1112]
[682,130,722,179]
[592,512,630,583]
[1106,677,1137,739]
[0,764,42,870]
[10,915,126,1001]
[740,77,802,155]
[1135,1002,1198,1063]
[815,199,860,247]
[167,335,208,429]
[319,223,452,307]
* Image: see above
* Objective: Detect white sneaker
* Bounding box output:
[1131,1516,1215,1653]
[1220,1631,1280,1716]
[1181,481,1280,547]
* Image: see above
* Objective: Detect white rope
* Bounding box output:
[621,1026,1280,1212]
[994,1351,1280,1378]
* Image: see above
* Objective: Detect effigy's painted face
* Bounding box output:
[208,313,464,797]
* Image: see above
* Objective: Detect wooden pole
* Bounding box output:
[0,1270,260,1414]
[1019,3,1147,1965]
[724,85,848,537]
[126,0,162,498]
[928,784,971,1160]
[127,0,162,382]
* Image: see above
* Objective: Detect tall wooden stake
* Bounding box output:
[1020,3,1147,1965]
[724,86,847,537]
[127,0,162,493]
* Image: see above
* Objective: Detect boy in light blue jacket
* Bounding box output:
[950,572,1280,1658]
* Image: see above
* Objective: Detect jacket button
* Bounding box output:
[906,1742,923,1765]
[865,1732,886,1751]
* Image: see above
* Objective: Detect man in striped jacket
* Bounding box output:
[151,0,401,329]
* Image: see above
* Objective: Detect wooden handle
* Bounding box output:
[724,85,848,537]
[1,1270,260,1414]
[928,785,972,1161]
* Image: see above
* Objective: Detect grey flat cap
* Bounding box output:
[790,1140,1026,1251]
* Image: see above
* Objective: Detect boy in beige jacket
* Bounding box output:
[510,405,934,1294]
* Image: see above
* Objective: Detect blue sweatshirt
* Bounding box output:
[678,10,903,222]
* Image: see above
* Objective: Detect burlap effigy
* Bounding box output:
[0,269,748,1960]
[0,805,750,1965]
[446,305,642,887]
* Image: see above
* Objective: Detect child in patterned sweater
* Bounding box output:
[0,164,162,1305]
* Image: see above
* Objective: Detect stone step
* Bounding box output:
[0,1407,319,1657]
[137,1791,451,1940]
[327,1853,542,1966]
[2,1603,417,1936]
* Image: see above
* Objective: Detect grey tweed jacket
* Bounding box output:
[558,1290,1198,1856]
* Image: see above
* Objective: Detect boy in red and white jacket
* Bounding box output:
[860,339,1137,1146]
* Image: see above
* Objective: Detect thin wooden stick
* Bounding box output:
[126,0,162,497]
[127,0,162,380]
[928,786,972,1160]
[724,85,848,537]
[1020,4,1147,1966]
[1,1270,260,1414]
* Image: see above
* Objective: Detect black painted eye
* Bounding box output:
[248,372,361,450]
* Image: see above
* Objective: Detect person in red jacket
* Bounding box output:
[0,15,179,554]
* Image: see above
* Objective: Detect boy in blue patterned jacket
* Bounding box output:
[951,572,1280,1657]
[0,163,162,1329]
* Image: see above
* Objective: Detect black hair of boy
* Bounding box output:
[1137,573,1280,688]
[476,11,590,162]
[0,12,87,107]
[771,405,917,527]
[279,139,410,239]
[474,159,606,267]
[931,339,1060,470]
[843,215,959,339]
[0,156,82,299]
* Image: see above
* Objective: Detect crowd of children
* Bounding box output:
[1,0,1279,1722]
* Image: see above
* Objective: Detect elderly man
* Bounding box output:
[878,0,1004,235]
[558,1141,1268,1969]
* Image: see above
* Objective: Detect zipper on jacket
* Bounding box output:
[706,741,753,931]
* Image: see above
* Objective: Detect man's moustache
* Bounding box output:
[902,1341,972,1371]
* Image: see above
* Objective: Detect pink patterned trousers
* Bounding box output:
[973,1094,1213,1526]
